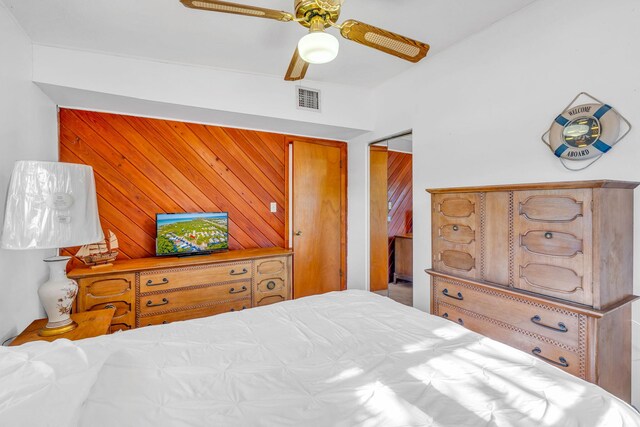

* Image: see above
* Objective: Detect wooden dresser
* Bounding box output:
[426,181,639,403]
[393,234,413,283]
[69,248,292,332]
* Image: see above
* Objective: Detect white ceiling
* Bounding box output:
[4,0,536,87]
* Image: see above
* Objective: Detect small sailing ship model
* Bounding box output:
[76,230,119,268]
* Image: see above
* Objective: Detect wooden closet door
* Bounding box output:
[431,193,479,279]
[369,146,388,292]
[513,189,593,306]
[292,140,345,298]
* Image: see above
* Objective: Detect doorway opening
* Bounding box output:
[369,133,413,306]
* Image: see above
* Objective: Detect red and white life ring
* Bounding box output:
[549,103,620,160]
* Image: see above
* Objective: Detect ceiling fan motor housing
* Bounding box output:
[295,0,340,28]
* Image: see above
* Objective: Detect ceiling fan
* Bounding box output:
[179,0,430,81]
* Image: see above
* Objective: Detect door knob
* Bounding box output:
[295,230,303,236]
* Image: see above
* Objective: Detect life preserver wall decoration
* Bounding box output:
[542,92,632,171]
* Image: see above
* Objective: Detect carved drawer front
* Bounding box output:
[438,250,475,272]
[432,193,478,279]
[514,190,593,306]
[518,191,589,223]
[86,300,134,332]
[255,257,288,278]
[140,298,250,327]
[78,274,134,311]
[139,262,253,292]
[436,195,476,218]
[520,231,583,257]
[432,278,581,348]
[439,224,475,244]
[434,301,584,379]
[139,281,251,316]
[254,277,289,307]
[256,294,287,307]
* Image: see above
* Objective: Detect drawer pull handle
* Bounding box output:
[530,315,568,333]
[531,347,569,368]
[442,288,463,300]
[457,318,464,326]
[266,281,276,290]
[230,268,248,276]
[104,304,116,309]
[146,298,169,307]
[229,286,248,294]
[147,321,168,326]
[230,306,248,312]
[146,278,169,287]
[544,232,553,239]
[442,313,449,319]
[452,225,459,231]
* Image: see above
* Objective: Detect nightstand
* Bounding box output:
[10,308,115,346]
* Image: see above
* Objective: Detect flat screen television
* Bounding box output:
[156,212,229,256]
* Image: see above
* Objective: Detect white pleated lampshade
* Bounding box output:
[0,161,104,250]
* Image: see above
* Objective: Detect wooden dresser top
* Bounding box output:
[69,247,292,279]
[426,180,639,194]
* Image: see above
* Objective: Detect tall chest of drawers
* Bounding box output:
[70,248,292,331]
[427,181,639,403]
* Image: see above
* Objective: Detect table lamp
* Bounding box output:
[1,161,103,336]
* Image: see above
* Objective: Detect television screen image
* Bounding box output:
[156,212,229,256]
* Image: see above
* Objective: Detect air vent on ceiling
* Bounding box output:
[296,86,321,112]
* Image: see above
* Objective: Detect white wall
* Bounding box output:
[0,3,58,343]
[354,0,640,408]
[346,140,370,290]
[32,45,374,141]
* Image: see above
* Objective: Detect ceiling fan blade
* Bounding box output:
[180,0,294,22]
[285,48,310,81]
[340,20,429,63]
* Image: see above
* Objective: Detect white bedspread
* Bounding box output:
[1,290,638,426]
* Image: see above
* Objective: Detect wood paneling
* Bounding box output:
[387,151,412,281]
[59,109,289,268]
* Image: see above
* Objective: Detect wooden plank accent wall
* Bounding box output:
[58,109,288,269]
[387,151,413,280]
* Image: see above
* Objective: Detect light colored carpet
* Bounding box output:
[373,281,413,307]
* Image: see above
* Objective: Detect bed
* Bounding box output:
[1,290,638,426]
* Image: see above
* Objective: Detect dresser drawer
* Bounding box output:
[517,191,588,223]
[254,277,289,307]
[139,281,251,315]
[85,300,135,331]
[435,302,584,379]
[432,277,582,348]
[140,298,250,327]
[255,257,289,278]
[139,262,252,292]
[77,274,135,310]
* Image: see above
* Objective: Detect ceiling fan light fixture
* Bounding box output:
[297,31,339,64]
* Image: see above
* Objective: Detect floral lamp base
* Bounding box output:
[37,256,79,336]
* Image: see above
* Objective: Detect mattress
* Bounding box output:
[1,290,638,426]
